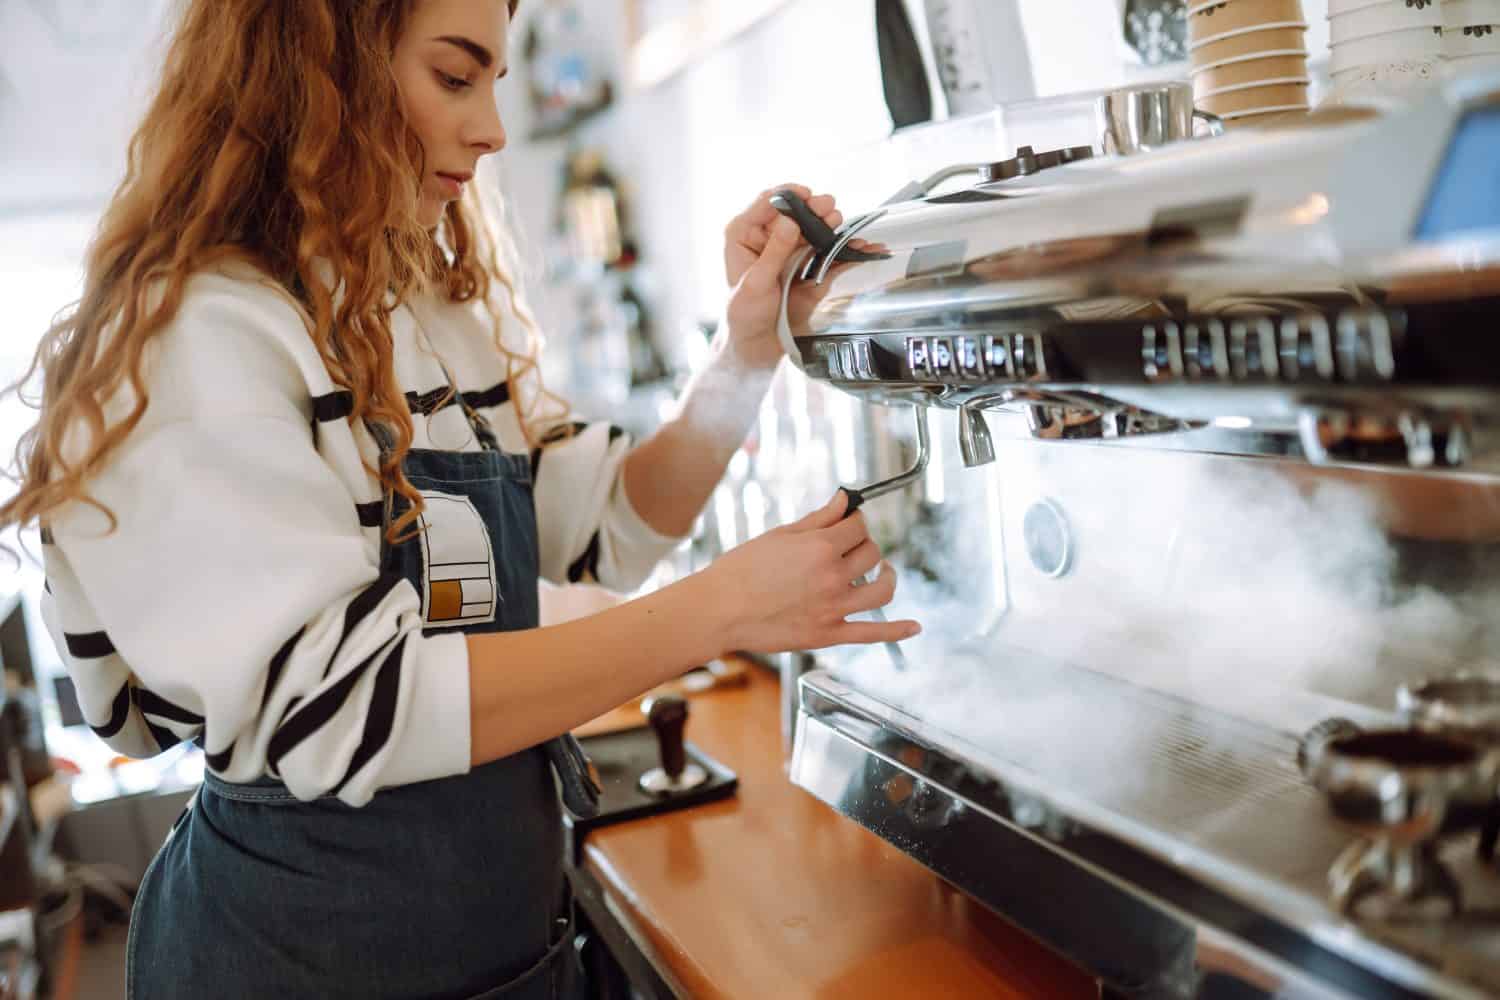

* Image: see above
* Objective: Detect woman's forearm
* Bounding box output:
[465,571,727,766]
[622,333,778,537]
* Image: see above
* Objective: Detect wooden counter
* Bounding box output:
[573,663,1097,1000]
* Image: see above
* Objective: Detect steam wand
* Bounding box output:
[838,406,930,672]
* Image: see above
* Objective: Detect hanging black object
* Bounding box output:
[875,0,933,130]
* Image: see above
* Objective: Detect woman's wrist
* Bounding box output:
[716,317,784,376]
[673,563,739,662]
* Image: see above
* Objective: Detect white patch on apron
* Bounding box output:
[416,491,499,628]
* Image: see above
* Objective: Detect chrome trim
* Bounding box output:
[816,209,888,285]
[792,667,1500,999]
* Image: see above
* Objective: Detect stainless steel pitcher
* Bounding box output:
[1096,81,1223,155]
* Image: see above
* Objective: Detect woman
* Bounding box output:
[1,1,917,996]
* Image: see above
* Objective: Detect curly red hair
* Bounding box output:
[3,0,551,546]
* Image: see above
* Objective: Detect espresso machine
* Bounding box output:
[777,74,1500,998]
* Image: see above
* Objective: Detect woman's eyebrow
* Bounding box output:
[433,35,493,68]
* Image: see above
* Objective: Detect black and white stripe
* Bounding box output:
[529,421,590,477]
[322,573,406,680]
[566,532,602,584]
[330,636,407,798]
[355,500,384,528]
[90,683,132,740]
[405,379,511,418]
[64,630,116,659]
[266,633,405,776]
[312,390,355,423]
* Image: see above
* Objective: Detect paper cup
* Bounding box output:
[1192,53,1309,89]
[1188,0,1306,39]
[1221,106,1311,129]
[1444,24,1500,56]
[1329,24,1446,71]
[1191,46,1312,71]
[1446,50,1500,68]
[1198,80,1311,114]
[1329,56,1443,85]
[1442,0,1500,29]
[1196,75,1313,98]
[1330,0,1443,45]
[1189,24,1310,62]
[1327,0,1402,14]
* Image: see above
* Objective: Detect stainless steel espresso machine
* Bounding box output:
[776,74,1500,999]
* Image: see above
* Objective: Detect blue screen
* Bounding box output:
[1416,106,1500,242]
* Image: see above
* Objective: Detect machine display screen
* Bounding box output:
[1415,105,1500,242]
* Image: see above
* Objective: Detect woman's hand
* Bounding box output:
[721,183,843,371]
[702,492,921,654]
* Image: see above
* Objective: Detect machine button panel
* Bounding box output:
[907,337,932,378]
[1011,333,1047,379]
[1278,315,1334,381]
[956,336,985,378]
[1227,318,1279,380]
[837,342,857,381]
[1334,309,1398,381]
[930,337,958,376]
[1142,323,1183,382]
[984,335,1012,376]
[1182,321,1228,380]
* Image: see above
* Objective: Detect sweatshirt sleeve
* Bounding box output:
[42,277,471,806]
[529,421,685,593]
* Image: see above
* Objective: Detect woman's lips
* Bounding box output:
[436,173,467,197]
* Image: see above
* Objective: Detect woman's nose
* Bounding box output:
[468,98,507,155]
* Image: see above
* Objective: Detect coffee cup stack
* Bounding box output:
[1189,0,1312,129]
[1442,0,1500,73]
[1327,0,1446,89]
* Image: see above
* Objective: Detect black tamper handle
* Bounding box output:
[646,694,689,781]
[770,189,886,264]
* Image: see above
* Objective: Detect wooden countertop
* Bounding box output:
[575,662,1097,1000]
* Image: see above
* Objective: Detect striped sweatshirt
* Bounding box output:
[40,265,681,806]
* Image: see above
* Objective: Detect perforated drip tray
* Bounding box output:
[563,726,737,866]
[806,648,1500,995]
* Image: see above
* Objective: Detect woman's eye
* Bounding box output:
[436,70,470,91]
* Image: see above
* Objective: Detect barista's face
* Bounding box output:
[392,0,512,228]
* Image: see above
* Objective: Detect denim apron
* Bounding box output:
[128,385,597,999]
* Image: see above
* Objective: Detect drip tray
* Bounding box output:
[564,726,738,865]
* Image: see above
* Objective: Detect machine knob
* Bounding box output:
[639,694,709,796]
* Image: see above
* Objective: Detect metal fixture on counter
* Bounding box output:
[1398,671,1500,861]
[841,407,932,673]
[1096,81,1223,155]
[957,400,995,467]
[1301,722,1500,919]
[838,405,930,515]
[1020,499,1072,578]
[638,695,707,796]
[773,71,1500,998]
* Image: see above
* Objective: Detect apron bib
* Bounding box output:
[128,391,595,999]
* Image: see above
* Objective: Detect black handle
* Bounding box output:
[770,189,887,264]
[647,694,689,780]
[770,189,837,253]
[838,486,866,519]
